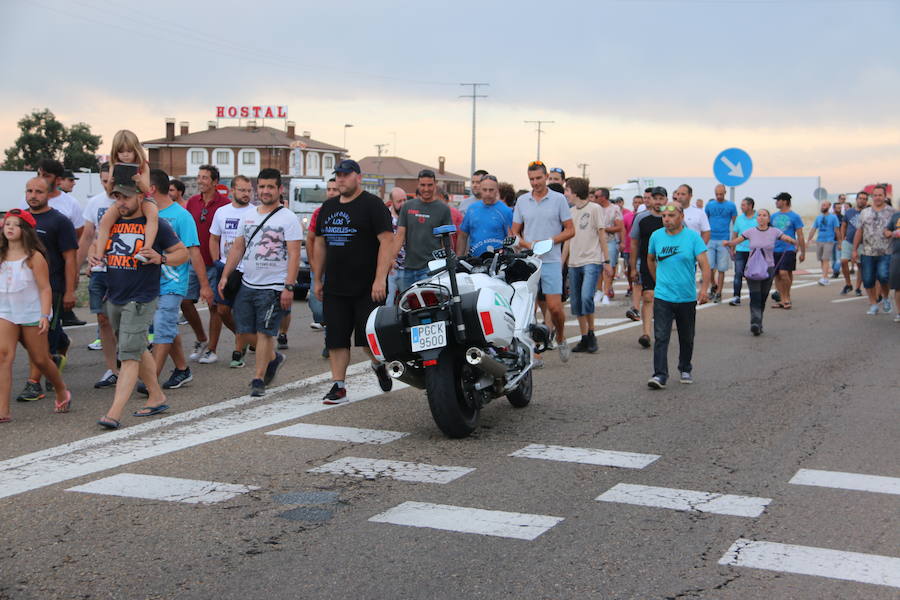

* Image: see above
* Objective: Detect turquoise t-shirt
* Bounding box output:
[648,227,708,303]
[159,203,199,296]
[733,212,757,252]
[813,213,840,243]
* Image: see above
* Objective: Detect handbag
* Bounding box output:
[222,207,283,302]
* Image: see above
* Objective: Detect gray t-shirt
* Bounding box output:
[512,189,572,263]
[398,198,452,270]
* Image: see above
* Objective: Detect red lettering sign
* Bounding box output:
[252,106,261,118]
[277,106,286,118]
[264,106,275,118]
[240,106,249,118]
[227,106,238,118]
[216,106,225,118]
[214,105,289,119]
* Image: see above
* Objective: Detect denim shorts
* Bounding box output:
[860,254,891,288]
[568,263,602,316]
[185,263,220,302]
[607,238,619,267]
[840,240,855,261]
[152,293,183,344]
[539,262,563,296]
[107,299,157,362]
[88,271,108,314]
[211,261,233,307]
[707,239,732,272]
[233,284,287,337]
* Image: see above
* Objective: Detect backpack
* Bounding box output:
[744,248,770,280]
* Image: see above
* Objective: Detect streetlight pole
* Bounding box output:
[524,120,555,160]
[343,123,353,153]
[577,163,589,179]
[460,83,488,176]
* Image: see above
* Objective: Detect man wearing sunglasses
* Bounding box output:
[645,203,710,388]
[394,169,452,291]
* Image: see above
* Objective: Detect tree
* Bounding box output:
[2,108,103,172]
[64,122,102,172]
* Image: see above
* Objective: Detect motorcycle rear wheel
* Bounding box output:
[506,368,532,408]
[424,348,480,438]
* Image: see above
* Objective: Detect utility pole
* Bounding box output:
[460,83,489,177]
[374,143,389,157]
[577,163,589,179]
[524,120,555,160]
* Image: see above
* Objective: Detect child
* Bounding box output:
[93,129,158,264]
[0,209,71,422]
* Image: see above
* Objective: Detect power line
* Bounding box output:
[459,83,488,179]
[524,120,555,161]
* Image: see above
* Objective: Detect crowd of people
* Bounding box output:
[1,144,898,424]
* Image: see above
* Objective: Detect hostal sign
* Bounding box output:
[215,105,288,119]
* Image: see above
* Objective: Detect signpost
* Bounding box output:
[713,147,753,202]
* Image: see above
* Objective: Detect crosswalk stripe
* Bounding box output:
[510,444,659,469]
[267,423,409,444]
[789,468,900,496]
[595,483,771,517]
[719,538,900,588]
[308,457,474,484]
[369,501,564,540]
[65,473,258,504]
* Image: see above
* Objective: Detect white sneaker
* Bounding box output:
[817,277,828,286]
[601,295,610,306]
[882,298,893,313]
[87,338,103,351]
[593,291,604,306]
[894,313,900,322]
[310,322,324,330]
[189,341,209,361]
[866,304,879,315]
[558,340,571,363]
[198,350,218,364]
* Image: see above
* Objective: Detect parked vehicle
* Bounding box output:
[365,225,553,438]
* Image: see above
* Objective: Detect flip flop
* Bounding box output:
[97,416,120,429]
[782,302,792,309]
[771,303,785,309]
[0,416,12,424]
[133,404,170,417]
[54,390,72,413]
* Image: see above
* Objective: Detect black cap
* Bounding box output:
[773,192,792,201]
[651,186,668,197]
[333,159,360,174]
[62,169,75,179]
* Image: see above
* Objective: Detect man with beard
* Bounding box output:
[629,187,667,348]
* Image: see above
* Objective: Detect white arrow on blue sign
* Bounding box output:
[713,148,753,187]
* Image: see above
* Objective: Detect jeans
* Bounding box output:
[308,270,324,323]
[568,263,602,316]
[733,251,749,297]
[747,269,775,330]
[398,267,430,292]
[386,269,400,307]
[860,254,891,289]
[652,298,696,382]
[831,242,841,274]
[48,292,69,356]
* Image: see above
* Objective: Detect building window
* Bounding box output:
[190,150,205,165]
[217,151,230,163]
[323,154,334,171]
[242,151,256,165]
[187,148,209,176]
[307,152,320,176]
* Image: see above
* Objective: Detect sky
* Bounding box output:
[1,0,898,194]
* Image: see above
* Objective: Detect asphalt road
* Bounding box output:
[1,269,898,600]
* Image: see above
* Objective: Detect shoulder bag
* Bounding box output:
[222,206,283,302]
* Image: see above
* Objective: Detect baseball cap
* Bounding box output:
[333,159,360,174]
[650,186,668,197]
[773,192,792,201]
[4,208,37,229]
[62,169,76,180]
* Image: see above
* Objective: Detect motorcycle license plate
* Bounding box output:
[410,322,447,352]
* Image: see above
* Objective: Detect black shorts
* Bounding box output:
[324,293,380,349]
[890,255,900,290]
[639,266,655,291]
[773,250,797,273]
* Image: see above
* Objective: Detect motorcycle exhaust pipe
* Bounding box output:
[465,347,507,379]
[387,360,425,388]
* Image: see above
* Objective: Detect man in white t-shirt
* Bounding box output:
[675,184,711,244]
[209,175,255,368]
[218,169,301,397]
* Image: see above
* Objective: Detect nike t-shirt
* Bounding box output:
[647,227,708,303]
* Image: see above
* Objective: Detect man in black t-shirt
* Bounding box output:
[313,159,395,404]
[629,187,666,348]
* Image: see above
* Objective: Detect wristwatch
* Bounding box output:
[161,254,167,265]
[284,283,296,291]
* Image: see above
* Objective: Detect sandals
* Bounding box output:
[97,416,121,430]
[0,415,12,424]
[54,390,72,413]
[133,404,170,417]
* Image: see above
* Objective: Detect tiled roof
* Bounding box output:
[357,156,466,181]
[143,126,345,152]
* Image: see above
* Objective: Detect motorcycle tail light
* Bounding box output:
[421,290,440,306]
[401,293,422,311]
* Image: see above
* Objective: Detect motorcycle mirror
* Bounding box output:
[427,258,447,272]
[532,239,553,256]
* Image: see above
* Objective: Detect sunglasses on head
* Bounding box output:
[528,160,544,167]
[660,204,682,213]
[418,169,436,179]
[549,168,564,174]
[481,174,498,183]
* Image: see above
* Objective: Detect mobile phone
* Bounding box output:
[113,163,139,185]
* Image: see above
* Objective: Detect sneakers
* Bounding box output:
[571,336,590,353]
[197,350,218,364]
[712,292,722,303]
[189,341,208,361]
[94,369,118,389]
[532,358,544,369]
[277,333,288,350]
[593,291,604,306]
[866,304,879,315]
[263,352,285,385]
[854,288,862,297]
[230,350,245,368]
[162,367,193,389]
[728,297,741,306]
[322,382,348,404]
[625,308,640,321]
[373,362,393,392]
[309,322,324,330]
[250,378,266,397]
[840,285,853,295]
[771,290,782,303]
[558,339,571,363]
[710,284,718,296]
[585,331,598,353]
[321,346,329,359]
[16,380,44,402]
[647,376,666,389]
[638,334,651,348]
[750,323,762,336]
[817,277,829,286]
[136,381,149,396]
[894,313,900,323]
[601,295,611,306]
[88,338,103,351]
[882,298,893,313]
[679,372,693,384]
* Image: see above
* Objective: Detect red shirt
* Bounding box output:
[186,193,230,266]
[450,206,463,247]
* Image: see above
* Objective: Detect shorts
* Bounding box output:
[621,251,631,268]
[860,254,891,289]
[568,263,601,316]
[606,238,619,267]
[840,240,856,262]
[211,262,233,307]
[773,250,797,273]
[538,262,563,296]
[324,293,379,349]
[185,263,219,303]
[890,255,900,290]
[816,242,835,262]
[639,265,655,291]
[106,299,157,362]
[88,271,109,314]
[707,239,732,272]
[152,293,183,344]
[233,285,287,337]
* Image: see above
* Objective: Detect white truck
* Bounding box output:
[0,170,102,213]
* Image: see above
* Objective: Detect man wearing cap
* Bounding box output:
[313,159,394,404]
[394,169,452,292]
[58,170,76,193]
[629,187,667,348]
[771,192,805,309]
[704,184,737,303]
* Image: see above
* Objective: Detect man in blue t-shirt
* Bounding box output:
[645,202,710,389]
[94,178,188,430]
[807,200,841,286]
[839,191,867,295]
[770,192,806,309]
[703,184,737,302]
[456,175,513,257]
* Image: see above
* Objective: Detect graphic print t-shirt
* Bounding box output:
[771,211,804,252]
[210,203,254,264]
[705,200,737,240]
[31,208,78,293]
[316,191,393,297]
[813,213,840,243]
[105,217,179,304]
[647,227,707,303]
[568,202,605,267]
[82,192,114,273]
[398,198,452,271]
[158,203,199,297]
[238,207,302,291]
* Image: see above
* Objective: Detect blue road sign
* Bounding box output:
[713,148,753,187]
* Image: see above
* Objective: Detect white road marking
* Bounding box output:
[831,295,867,303]
[66,473,258,504]
[595,483,771,517]
[789,468,900,496]
[510,444,659,469]
[719,538,900,588]
[564,318,630,327]
[369,501,564,540]
[0,365,405,500]
[267,423,408,444]
[308,457,473,484]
